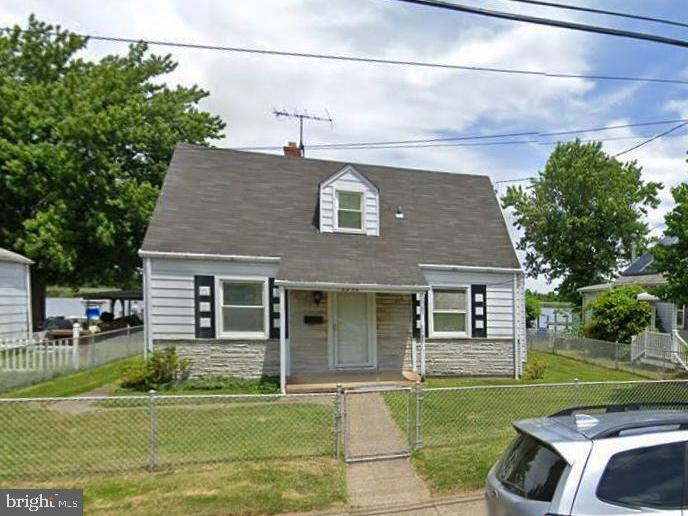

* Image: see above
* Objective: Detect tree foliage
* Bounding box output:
[0,16,225,320]
[584,284,652,344]
[525,290,542,328]
[652,182,688,306]
[502,140,661,302]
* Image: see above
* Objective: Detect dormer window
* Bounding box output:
[336,190,363,231]
[319,165,379,236]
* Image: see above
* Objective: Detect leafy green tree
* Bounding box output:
[502,140,661,302]
[525,290,542,328]
[584,284,652,343]
[0,17,225,325]
[652,182,688,306]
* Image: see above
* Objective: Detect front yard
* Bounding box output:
[4,348,687,511]
[402,350,688,495]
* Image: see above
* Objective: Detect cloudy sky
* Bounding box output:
[3,0,687,292]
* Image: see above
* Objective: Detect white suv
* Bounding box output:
[486,403,688,515]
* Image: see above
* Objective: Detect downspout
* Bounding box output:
[512,274,519,379]
[143,257,153,358]
[420,291,427,377]
[25,263,33,337]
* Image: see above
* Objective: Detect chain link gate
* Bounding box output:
[340,386,417,463]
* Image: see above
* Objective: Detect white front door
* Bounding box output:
[333,292,375,368]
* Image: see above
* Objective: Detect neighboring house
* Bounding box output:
[579,237,687,338]
[535,303,577,333]
[0,247,33,340]
[140,144,526,392]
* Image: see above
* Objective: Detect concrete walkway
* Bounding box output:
[344,391,429,508]
[290,493,487,515]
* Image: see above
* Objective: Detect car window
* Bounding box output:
[597,441,685,510]
[497,432,567,502]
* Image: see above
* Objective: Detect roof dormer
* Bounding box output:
[319,165,379,236]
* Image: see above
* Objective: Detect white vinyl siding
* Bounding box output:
[423,269,517,339]
[320,165,379,236]
[148,258,278,340]
[0,262,31,339]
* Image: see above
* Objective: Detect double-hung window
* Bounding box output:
[336,190,363,231]
[219,279,268,338]
[430,288,469,337]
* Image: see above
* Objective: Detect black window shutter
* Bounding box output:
[194,275,215,338]
[412,293,429,338]
[269,279,288,339]
[471,284,487,338]
[412,295,421,339]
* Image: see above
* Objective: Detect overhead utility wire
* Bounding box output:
[390,0,688,49]
[505,0,688,29]
[232,118,688,151]
[2,26,687,86]
[613,121,688,157]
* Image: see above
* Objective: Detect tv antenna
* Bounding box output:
[273,108,333,157]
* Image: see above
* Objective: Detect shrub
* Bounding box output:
[120,347,190,391]
[174,376,280,394]
[583,284,652,344]
[524,356,549,380]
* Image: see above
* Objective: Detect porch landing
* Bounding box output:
[286,371,421,393]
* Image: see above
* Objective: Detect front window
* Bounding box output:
[430,288,468,337]
[336,191,363,231]
[219,279,267,338]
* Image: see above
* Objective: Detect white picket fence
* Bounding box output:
[631,330,688,371]
[0,337,79,371]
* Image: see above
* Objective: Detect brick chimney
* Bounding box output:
[283,141,303,158]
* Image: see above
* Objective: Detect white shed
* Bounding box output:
[0,247,33,340]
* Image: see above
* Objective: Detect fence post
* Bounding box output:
[334,384,343,460]
[614,342,619,370]
[415,381,424,451]
[574,378,580,407]
[148,389,157,471]
[72,322,80,370]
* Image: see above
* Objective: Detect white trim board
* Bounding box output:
[419,264,523,274]
[275,280,427,293]
[139,250,280,263]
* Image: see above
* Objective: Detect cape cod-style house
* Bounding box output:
[140,143,526,392]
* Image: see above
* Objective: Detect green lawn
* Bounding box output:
[391,351,688,495]
[3,356,141,397]
[1,396,335,483]
[4,458,346,515]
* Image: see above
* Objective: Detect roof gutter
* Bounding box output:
[138,250,281,263]
[419,263,523,274]
[275,279,428,293]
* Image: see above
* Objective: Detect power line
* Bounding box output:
[2,26,688,86]
[613,121,688,157]
[391,0,688,49]
[232,117,688,151]
[504,0,688,29]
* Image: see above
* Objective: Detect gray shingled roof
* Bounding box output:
[142,144,520,286]
[0,247,33,265]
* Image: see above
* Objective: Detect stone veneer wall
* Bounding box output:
[155,339,279,378]
[424,339,514,376]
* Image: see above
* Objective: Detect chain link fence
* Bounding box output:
[0,391,337,483]
[0,325,144,392]
[3,379,688,484]
[528,330,688,379]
